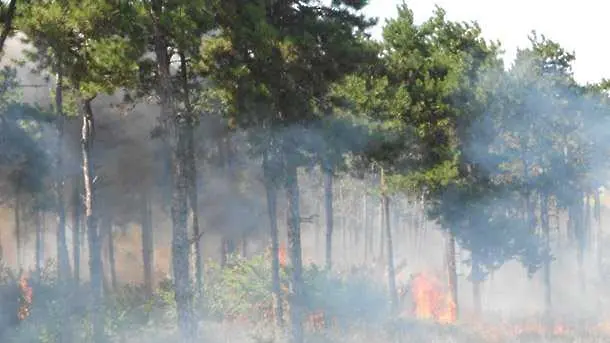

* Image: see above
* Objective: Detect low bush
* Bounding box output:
[0,252,391,342]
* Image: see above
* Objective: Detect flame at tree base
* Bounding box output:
[410,272,456,324]
[18,276,32,321]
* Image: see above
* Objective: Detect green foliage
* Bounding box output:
[204,252,389,328]
[17,0,144,104]
[199,0,377,173]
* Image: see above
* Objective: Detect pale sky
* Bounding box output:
[363,0,609,85]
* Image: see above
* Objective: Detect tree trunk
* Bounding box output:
[340,187,347,264]
[81,97,104,343]
[378,197,385,261]
[323,167,333,270]
[264,149,283,329]
[170,75,193,343]
[585,193,592,255]
[141,192,154,296]
[362,193,368,264]
[72,183,82,283]
[446,231,458,321]
[152,2,194,339]
[180,51,203,295]
[35,207,44,279]
[221,238,236,267]
[285,163,304,343]
[471,252,483,317]
[106,219,117,291]
[241,234,247,258]
[55,66,71,282]
[540,192,552,320]
[595,189,602,278]
[574,195,585,292]
[14,178,22,271]
[383,194,398,314]
[218,136,237,267]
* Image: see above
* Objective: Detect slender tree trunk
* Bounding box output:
[595,189,602,278]
[383,194,398,314]
[179,51,203,295]
[574,195,586,292]
[540,192,552,320]
[241,235,247,258]
[55,66,71,282]
[14,178,22,271]
[315,200,321,258]
[152,4,194,339]
[221,238,236,267]
[323,167,333,270]
[106,220,117,291]
[81,97,104,343]
[446,231,458,321]
[378,197,385,261]
[78,96,101,337]
[341,187,348,263]
[586,194,592,255]
[35,207,44,279]
[285,163,304,343]
[170,88,194,343]
[264,149,283,329]
[471,252,482,317]
[219,136,237,267]
[141,192,154,296]
[72,183,82,283]
[362,193,368,264]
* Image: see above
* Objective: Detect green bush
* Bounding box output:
[0,252,391,342]
[204,252,390,330]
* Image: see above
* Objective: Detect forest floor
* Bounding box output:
[121,319,610,343]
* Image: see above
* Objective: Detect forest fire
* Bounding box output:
[17,276,32,321]
[278,244,287,267]
[410,272,456,324]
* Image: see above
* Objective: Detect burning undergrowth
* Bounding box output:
[2,255,610,342]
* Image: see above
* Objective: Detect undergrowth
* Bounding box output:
[0,252,390,343]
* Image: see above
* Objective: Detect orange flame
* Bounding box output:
[411,272,456,324]
[18,276,32,320]
[278,243,287,267]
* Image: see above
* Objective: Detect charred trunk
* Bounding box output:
[81,97,104,343]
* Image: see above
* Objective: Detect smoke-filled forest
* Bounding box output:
[1,0,610,342]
